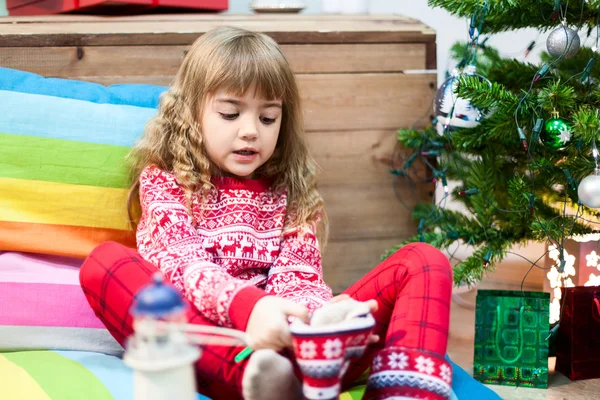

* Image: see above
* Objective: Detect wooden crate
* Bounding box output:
[0,14,436,292]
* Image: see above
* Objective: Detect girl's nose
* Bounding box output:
[239,117,259,140]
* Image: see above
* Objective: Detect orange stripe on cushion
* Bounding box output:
[0,221,135,258]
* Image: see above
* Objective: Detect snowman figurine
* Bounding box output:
[124,273,200,400]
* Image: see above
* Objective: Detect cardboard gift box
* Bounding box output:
[7,0,228,15]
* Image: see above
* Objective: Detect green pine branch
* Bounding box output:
[428,0,600,33]
[453,245,508,286]
[456,75,518,109]
[486,59,544,91]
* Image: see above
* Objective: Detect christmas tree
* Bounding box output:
[387,0,600,286]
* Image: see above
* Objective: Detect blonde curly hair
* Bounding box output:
[127,26,328,245]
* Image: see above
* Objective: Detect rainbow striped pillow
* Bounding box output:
[0,350,209,400]
[0,251,123,355]
[0,67,166,258]
[0,349,493,400]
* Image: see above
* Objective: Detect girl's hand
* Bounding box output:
[329,294,377,311]
[322,294,380,345]
[246,296,309,351]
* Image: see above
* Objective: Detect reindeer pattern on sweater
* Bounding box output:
[136,165,333,328]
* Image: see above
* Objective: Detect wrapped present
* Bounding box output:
[473,290,550,388]
[7,0,228,16]
[556,286,600,380]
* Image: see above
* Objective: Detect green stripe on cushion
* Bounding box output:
[3,351,114,400]
[0,133,129,188]
[0,354,51,399]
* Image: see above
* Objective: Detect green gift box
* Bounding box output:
[473,290,550,388]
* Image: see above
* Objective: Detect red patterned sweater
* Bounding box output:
[137,165,333,330]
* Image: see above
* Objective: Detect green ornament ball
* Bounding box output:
[541,117,572,150]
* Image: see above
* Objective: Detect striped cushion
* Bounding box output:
[0,350,208,400]
[0,66,166,257]
[0,350,496,400]
[0,252,122,355]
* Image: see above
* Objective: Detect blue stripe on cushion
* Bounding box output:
[54,350,133,400]
[54,350,211,400]
[46,352,494,400]
[0,90,156,146]
[0,67,166,108]
[447,356,501,399]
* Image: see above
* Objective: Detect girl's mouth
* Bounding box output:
[234,150,257,155]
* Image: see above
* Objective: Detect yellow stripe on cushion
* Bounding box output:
[0,354,52,400]
[0,177,129,230]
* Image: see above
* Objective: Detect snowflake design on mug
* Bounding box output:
[388,352,409,369]
[299,340,317,359]
[415,356,435,375]
[323,338,343,359]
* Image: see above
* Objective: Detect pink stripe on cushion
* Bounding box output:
[0,282,104,328]
[0,252,83,284]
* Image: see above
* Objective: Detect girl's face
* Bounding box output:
[201,89,283,179]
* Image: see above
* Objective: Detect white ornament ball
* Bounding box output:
[546,25,580,59]
[578,172,600,208]
[433,66,490,136]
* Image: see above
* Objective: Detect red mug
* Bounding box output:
[290,313,375,400]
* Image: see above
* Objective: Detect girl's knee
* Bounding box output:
[387,242,453,282]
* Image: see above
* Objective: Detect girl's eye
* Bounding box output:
[261,117,277,125]
[219,113,239,121]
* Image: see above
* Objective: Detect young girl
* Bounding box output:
[80,26,453,400]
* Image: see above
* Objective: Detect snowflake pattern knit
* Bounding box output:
[136,165,333,328]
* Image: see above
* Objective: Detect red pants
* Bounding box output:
[80,241,452,400]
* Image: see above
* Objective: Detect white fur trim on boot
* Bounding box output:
[364,347,452,400]
[242,349,302,400]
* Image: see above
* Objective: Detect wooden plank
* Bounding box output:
[309,129,432,187]
[282,43,426,73]
[0,43,425,77]
[425,40,437,70]
[0,30,435,47]
[0,15,435,46]
[323,181,432,241]
[300,73,436,131]
[77,75,173,85]
[76,73,437,132]
[0,46,182,77]
[322,237,401,293]
[308,129,398,186]
[0,46,186,78]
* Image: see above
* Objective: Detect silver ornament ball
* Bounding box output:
[547,25,581,59]
[578,171,600,208]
